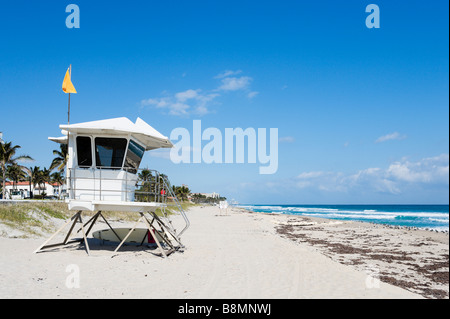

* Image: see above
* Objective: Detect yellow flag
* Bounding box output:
[62,67,77,94]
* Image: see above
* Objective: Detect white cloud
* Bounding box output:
[141,97,189,116]
[141,97,169,108]
[167,102,190,116]
[293,154,449,195]
[375,132,407,143]
[348,167,401,194]
[194,105,209,116]
[218,76,252,91]
[141,89,219,116]
[214,70,242,79]
[175,89,199,102]
[387,154,449,184]
[142,70,257,116]
[247,91,259,99]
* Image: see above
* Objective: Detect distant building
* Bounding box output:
[197,192,220,199]
[3,181,65,199]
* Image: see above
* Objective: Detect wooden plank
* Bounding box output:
[77,214,90,256]
[113,218,142,253]
[33,212,80,254]
[141,213,167,258]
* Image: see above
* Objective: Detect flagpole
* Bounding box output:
[68,64,72,124]
[68,93,71,124]
[66,65,72,199]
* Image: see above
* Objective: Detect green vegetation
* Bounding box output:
[191,193,227,204]
[173,185,191,201]
[1,139,67,199]
[0,200,197,238]
[49,144,68,173]
[161,201,198,216]
[0,202,69,237]
[0,140,33,199]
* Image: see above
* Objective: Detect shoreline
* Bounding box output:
[0,205,447,299]
[237,206,450,234]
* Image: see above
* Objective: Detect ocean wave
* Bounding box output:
[428,226,450,231]
[304,213,396,220]
[305,210,448,219]
[251,205,284,211]
[245,206,447,217]
[238,205,449,229]
[395,215,419,220]
[428,218,450,223]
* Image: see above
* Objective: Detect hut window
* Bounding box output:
[76,136,93,167]
[124,139,145,173]
[95,137,127,168]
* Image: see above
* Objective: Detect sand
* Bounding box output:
[0,205,447,299]
[273,214,449,299]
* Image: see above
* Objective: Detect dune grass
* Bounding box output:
[0,201,197,237]
[0,202,68,223]
[0,202,70,237]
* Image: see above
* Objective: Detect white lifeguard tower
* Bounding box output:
[34,117,189,257]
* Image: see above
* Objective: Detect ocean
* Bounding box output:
[238,204,449,231]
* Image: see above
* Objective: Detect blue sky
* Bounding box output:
[0,1,448,204]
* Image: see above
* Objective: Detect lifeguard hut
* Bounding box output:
[34,117,189,257]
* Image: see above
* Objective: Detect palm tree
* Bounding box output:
[31,167,51,197]
[173,185,191,202]
[23,166,36,199]
[50,171,65,199]
[0,141,33,199]
[138,168,152,181]
[6,164,26,190]
[50,144,68,173]
[29,166,41,198]
[37,167,51,196]
[135,168,152,201]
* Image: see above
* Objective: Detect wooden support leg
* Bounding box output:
[34,211,81,254]
[141,214,174,250]
[77,214,90,256]
[113,218,142,253]
[76,211,121,242]
[64,212,82,245]
[99,213,122,241]
[147,212,183,248]
[78,211,101,237]
[140,213,167,258]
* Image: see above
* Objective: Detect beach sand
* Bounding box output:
[0,205,447,299]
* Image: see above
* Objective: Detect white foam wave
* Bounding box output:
[304,213,396,220]
[428,218,450,223]
[237,205,449,227]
